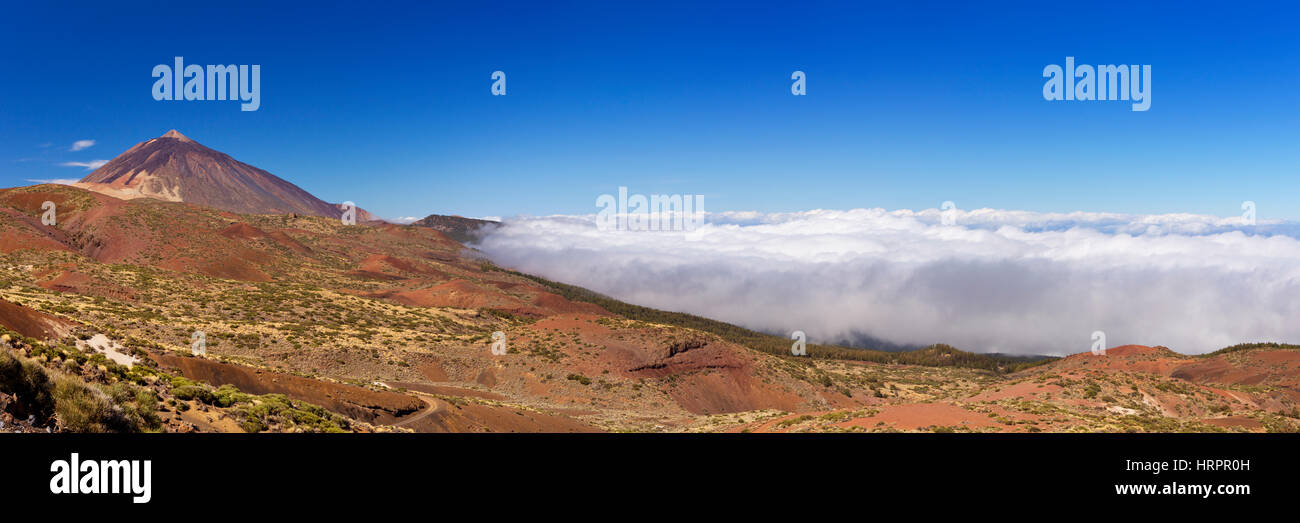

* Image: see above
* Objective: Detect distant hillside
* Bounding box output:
[410,214,500,243]
[1205,342,1300,357]
[829,331,924,353]
[487,264,1055,373]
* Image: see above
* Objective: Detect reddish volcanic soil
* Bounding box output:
[219,222,269,240]
[1052,345,1188,375]
[398,397,600,433]
[152,352,424,424]
[1202,416,1265,430]
[358,254,437,276]
[1053,344,1300,393]
[37,270,138,301]
[390,382,508,401]
[0,228,71,254]
[666,369,808,414]
[531,291,608,315]
[968,380,1064,402]
[267,230,312,254]
[514,314,841,415]
[418,361,450,382]
[0,298,77,340]
[385,280,525,309]
[846,403,999,431]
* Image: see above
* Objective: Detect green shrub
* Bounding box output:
[212,384,252,408]
[51,377,135,433]
[0,350,56,424]
[231,393,347,433]
[171,385,216,404]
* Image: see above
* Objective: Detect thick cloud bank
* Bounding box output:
[471,208,1300,355]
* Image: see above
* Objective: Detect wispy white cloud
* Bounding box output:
[390,216,422,224]
[69,139,95,152]
[25,178,81,185]
[473,207,1300,356]
[60,160,108,170]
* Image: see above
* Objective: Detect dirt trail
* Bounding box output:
[393,395,444,428]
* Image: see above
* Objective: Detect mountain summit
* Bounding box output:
[160,129,193,142]
[76,130,346,218]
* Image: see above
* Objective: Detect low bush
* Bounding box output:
[0,350,56,424]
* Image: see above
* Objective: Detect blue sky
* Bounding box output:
[2,1,1296,220]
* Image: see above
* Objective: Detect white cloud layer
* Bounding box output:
[60,160,107,170]
[471,208,1300,356]
[69,139,95,151]
[25,178,80,185]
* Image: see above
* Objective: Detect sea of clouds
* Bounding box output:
[470,208,1300,356]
